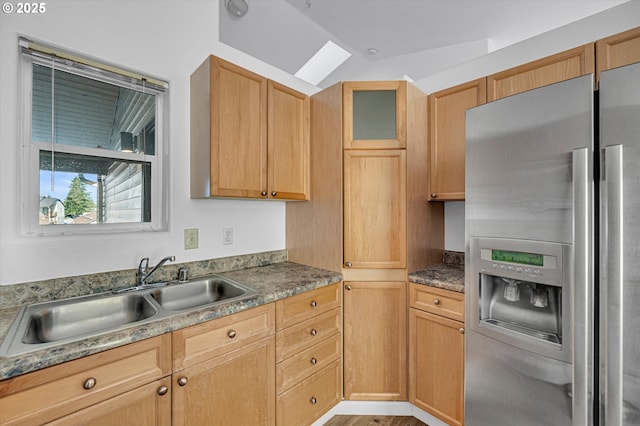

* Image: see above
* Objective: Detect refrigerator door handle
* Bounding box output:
[572,147,591,425]
[604,144,624,426]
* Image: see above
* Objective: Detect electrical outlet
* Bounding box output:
[184,228,198,250]
[223,228,233,245]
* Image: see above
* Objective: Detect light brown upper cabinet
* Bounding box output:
[596,26,640,84]
[343,81,407,149]
[191,55,309,200]
[487,44,595,101]
[428,78,486,201]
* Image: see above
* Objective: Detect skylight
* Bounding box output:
[294,40,351,86]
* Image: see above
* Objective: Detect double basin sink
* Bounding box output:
[0,275,258,357]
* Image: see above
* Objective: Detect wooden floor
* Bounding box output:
[323,415,428,426]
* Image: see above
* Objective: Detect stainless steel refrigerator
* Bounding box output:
[464,61,640,425]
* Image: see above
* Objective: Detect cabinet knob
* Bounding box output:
[345,284,352,291]
[433,299,440,305]
[310,396,317,405]
[310,300,317,308]
[261,191,267,197]
[227,329,237,339]
[459,327,465,334]
[178,376,188,386]
[157,385,169,396]
[345,261,352,268]
[83,377,97,390]
[271,191,277,197]
[310,328,318,336]
[310,357,318,365]
[431,193,437,198]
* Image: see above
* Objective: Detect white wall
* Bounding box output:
[415,1,640,251]
[0,0,317,285]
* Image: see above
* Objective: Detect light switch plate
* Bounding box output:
[184,228,198,250]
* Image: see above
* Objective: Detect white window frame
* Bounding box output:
[19,40,169,236]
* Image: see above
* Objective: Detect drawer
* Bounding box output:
[276,283,341,331]
[276,333,341,394]
[173,303,275,371]
[409,283,464,322]
[0,334,171,426]
[276,308,341,363]
[276,359,341,426]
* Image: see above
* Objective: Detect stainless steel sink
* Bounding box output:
[0,274,258,357]
[149,276,257,311]
[22,293,157,344]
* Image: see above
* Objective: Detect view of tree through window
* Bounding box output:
[32,63,156,225]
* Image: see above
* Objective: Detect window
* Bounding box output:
[20,38,168,235]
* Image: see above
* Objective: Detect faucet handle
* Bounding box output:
[138,257,150,273]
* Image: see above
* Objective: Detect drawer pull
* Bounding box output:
[83,377,97,390]
[345,284,352,291]
[433,299,441,305]
[310,300,317,308]
[310,396,317,405]
[178,376,188,387]
[310,328,318,336]
[157,385,169,396]
[310,357,318,365]
[459,327,465,334]
[227,329,237,339]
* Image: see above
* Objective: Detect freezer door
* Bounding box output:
[600,62,640,425]
[465,74,595,244]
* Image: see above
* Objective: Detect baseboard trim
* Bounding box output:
[311,401,450,426]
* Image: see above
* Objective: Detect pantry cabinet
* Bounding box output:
[487,43,595,101]
[287,81,444,402]
[191,55,309,200]
[596,26,640,81]
[428,78,486,201]
[0,334,171,426]
[275,284,342,425]
[409,284,464,426]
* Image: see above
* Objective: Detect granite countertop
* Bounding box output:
[0,261,342,381]
[408,251,465,293]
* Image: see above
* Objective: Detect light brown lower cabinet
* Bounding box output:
[275,283,342,426]
[409,284,465,426]
[0,334,172,426]
[172,336,276,426]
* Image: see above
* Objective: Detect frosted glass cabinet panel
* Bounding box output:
[343,81,406,149]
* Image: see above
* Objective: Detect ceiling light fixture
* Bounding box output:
[225,0,249,18]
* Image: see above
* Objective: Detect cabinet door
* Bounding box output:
[268,81,310,200]
[343,281,407,400]
[343,81,406,149]
[487,44,595,101]
[47,378,171,426]
[409,309,464,426]
[173,336,276,426]
[428,78,486,201]
[596,26,640,82]
[343,150,406,269]
[210,55,267,198]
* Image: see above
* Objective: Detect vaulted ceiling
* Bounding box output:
[219,0,628,88]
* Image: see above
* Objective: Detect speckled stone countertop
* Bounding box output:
[408,251,465,293]
[0,255,342,381]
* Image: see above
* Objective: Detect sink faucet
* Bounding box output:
[138,256,175,286]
